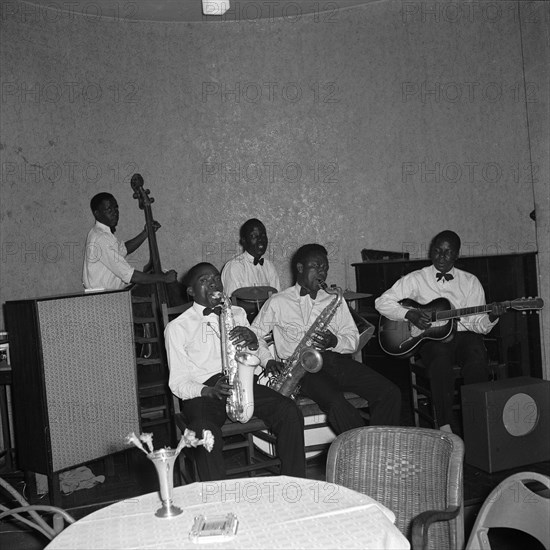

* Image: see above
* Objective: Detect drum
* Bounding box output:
[232,286,277,323]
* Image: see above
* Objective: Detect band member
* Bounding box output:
[221,218,281,298]
[375,230,506,433]
[83,192,177,290]
[165,262,306,481]
[252,244,401,435]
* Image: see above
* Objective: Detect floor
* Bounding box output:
[1,449,548,550]
[1,368,548,549]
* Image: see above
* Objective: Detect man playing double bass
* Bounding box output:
[82,192,177,291]
[375,230,507,433]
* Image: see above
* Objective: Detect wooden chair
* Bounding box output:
[409,356,462,429]
[0,476,75,541]
[326,426,465,550]
[410,339,507,430]
[465,472,550,550]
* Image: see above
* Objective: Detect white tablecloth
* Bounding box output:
[46,475,410,549]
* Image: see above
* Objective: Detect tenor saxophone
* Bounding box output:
[214,291,259,423]
[268,281,344,398]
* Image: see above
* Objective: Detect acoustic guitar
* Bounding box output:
[378,297,544,357]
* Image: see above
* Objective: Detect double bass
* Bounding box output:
[130,173,185,369]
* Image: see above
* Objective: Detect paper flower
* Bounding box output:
[127,429,214,457]
[199,430,215,452]
[125,432,148,454]
[139,432,155,453]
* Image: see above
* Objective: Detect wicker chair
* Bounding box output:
[0,476,75,540]
[326,426,464,550]
[465,472,550,549]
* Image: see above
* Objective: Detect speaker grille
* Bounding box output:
[38,292,140,471]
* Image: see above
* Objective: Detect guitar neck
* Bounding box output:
[435,302,509,321]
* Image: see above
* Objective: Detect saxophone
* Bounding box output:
[268,281,344,398]
[214,291,259,423]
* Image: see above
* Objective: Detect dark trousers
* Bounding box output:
[419,331,489,430]
[299,351,402,434]
[181,374,306,481]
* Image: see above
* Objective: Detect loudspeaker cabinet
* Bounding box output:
[5,290,141,504]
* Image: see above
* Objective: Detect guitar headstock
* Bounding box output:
[510,297,544,312]
[131,173,155,210]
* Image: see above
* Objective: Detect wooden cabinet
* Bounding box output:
[353,253,542,378]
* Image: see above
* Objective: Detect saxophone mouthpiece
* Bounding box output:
[211,291,223,299]
[318,280,328,291]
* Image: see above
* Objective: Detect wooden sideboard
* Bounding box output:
[353,253,542,378]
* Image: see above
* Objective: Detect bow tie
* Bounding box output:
[299,286,318,300]
[253,257,264,266]
[203,306,222,316]
[436,272,454,282]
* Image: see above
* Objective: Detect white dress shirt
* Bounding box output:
[375,265,498,334]
[165,302,261,400]
[252,284,359,364]
[221,251,281,297]
[82,221,134,290]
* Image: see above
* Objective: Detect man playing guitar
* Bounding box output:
[375,230,507,434]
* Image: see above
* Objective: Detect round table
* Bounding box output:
[46,475,410,549]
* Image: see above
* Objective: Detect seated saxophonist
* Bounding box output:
[252,244,402,434]
[165,262,306,481]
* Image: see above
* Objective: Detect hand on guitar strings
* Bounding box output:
[202,375,232,400]
[405,309,432,330]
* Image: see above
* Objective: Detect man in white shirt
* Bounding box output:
[165,262,306,481]
[375,230,506,432]
[252,244,402,435]
[82,192,177,290]
[221,218,281,298]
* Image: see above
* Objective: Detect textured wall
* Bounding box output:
[0,1,546,340]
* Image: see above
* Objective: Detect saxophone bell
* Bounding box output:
[219,292,257,423]
[299,347,323,373]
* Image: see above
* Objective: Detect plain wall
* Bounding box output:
[1,0,548,370]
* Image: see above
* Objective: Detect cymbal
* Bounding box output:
[343,291,372,301]
[232,286,278,302]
